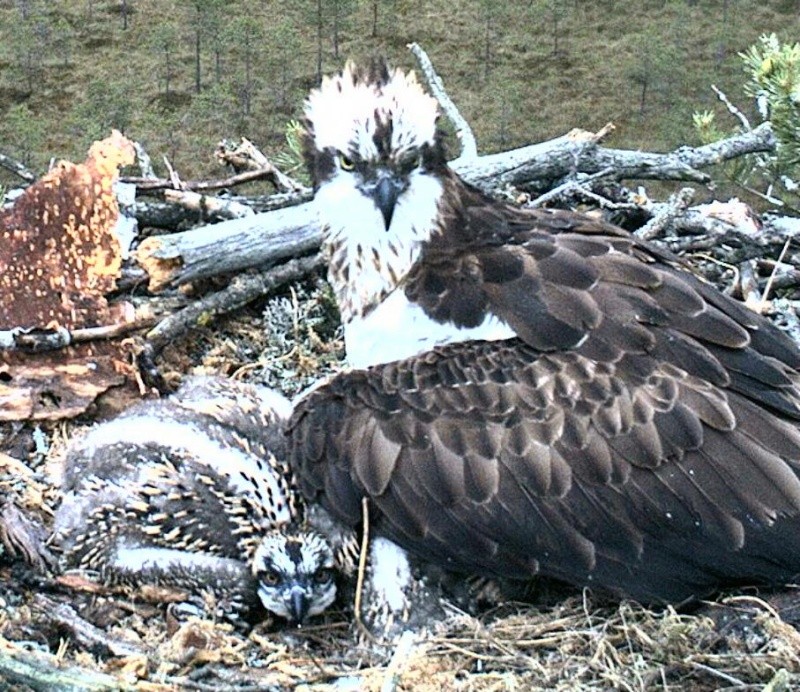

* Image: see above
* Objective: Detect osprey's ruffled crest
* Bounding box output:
[304,59,440,163]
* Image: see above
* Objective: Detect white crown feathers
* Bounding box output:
[304,61,440,159]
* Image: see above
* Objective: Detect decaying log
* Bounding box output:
[0,132,145,421]
[135,202,321,291]
[0,352,129,421]
[0,132,133,331]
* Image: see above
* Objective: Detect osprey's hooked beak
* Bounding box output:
[369,173,404,231]
[288,585,309,623]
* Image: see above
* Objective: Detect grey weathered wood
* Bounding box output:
[455,121,776,193]
[133,123,777,291]
[0,151,36,183]
[408,42,478,161]
[0,648,129,692]
[135,201,321,291]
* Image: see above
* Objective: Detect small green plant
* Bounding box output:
[694,34,800,210]
[272,120,309,183]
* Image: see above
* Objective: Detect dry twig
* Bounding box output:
[407,42,478,161]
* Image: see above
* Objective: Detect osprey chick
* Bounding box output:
[52,376,337,625]
[292,59,800,608]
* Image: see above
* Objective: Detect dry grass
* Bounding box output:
[2,584,800,689]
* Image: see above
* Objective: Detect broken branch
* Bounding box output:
[133,124,776,291]
[215,138,307,193]
[408,42,478,161]
[142,253,324,358]
[135,201,321,291]
[455,121,776,193]
[122,167,294,192]
[0,151,36,183]
[162,189,255,220]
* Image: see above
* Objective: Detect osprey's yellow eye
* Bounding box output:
[339,154,355,171]
[399,150,421,174]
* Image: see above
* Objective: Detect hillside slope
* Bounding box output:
[0,1,798,185]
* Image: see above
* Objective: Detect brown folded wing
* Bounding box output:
[290,197,800,602]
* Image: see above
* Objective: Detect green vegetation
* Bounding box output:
[1,1,799,185]
[696,33,800,211]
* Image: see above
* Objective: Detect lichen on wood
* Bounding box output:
[0,131,134,331]
[0,131,137,421]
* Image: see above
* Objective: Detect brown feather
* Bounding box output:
[292,107,800,601]
[290,319,800,602]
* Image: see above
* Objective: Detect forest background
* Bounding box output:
[0,0,796,191]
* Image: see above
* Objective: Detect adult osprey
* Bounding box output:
[290,59,800,604]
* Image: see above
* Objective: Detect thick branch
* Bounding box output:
[135,202,321,291]
[143,254,324,357]
[455,121,776,193]
[132,123,776,291]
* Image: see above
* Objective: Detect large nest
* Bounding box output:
[4,250,800,689]
[3,118,800,688]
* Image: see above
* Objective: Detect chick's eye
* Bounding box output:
[314,568,334,585]
[260,570,280,586]
[338,154,355,171]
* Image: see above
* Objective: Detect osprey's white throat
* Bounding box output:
[306,60,516,368]
[316,171,515,368]
[317,171,515,368]
[316,166,442,319]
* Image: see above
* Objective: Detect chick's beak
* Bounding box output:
[288,586,309,624]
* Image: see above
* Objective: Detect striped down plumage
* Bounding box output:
[51,376,339,623]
